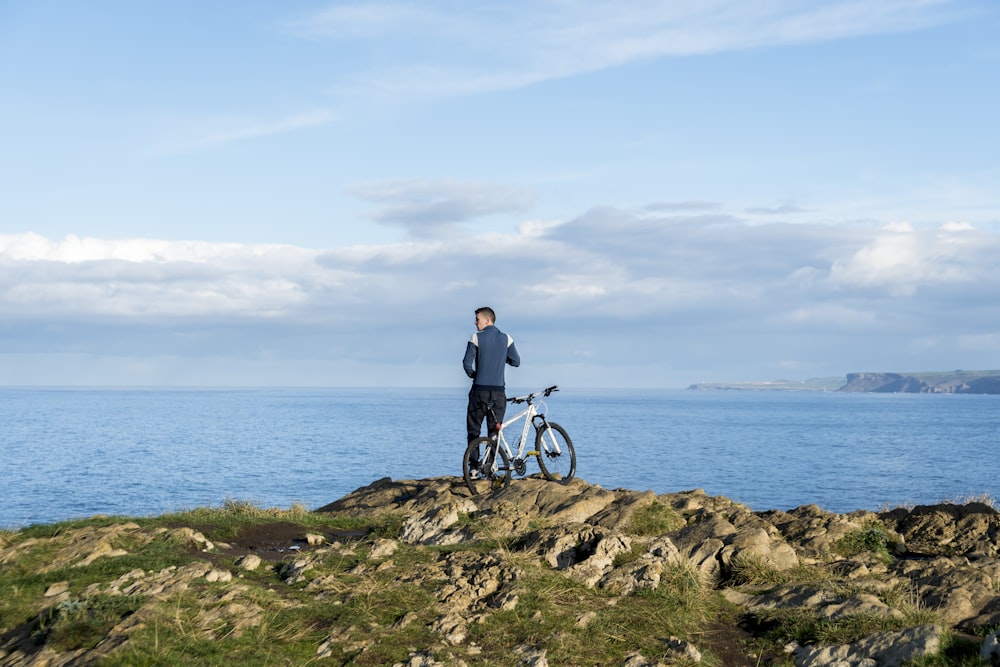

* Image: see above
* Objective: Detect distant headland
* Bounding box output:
[688,369,1000,394]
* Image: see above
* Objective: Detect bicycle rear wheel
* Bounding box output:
[463,437,512,495]
[535,422,576,483]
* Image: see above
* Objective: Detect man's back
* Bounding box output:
[464,324,520,389]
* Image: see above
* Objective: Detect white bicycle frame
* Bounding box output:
[486,388,564,474]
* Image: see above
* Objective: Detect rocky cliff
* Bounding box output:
[839,371,1000,394]
[689,370,1000,393]
[4,477,1000,665]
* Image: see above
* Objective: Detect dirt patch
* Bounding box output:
[700,620,757,666]
[225,522,365,562]
[171,521,365,563]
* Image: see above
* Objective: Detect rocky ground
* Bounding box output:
[319,476,1000,665]
[3,476,1000,665]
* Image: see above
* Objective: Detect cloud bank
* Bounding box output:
[3,205,997,387]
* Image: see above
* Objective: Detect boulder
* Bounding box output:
[528,523,632,587]
[880,502,1000,557]
[794,624,942,667]
[399,499,477,546]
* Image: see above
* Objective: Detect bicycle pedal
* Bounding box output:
[526,450,539,456]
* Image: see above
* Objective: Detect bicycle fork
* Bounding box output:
[529,414,547,456]
[532,414,562,456]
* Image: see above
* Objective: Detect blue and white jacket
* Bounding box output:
[463,325,520,390]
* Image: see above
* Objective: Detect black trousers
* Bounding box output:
[466,387,507,446]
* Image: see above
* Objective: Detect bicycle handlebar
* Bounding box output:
[478,386,558,424]
[508,384,559,404]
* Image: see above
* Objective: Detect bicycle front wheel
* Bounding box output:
[463,437,512,495]
[535,422,576,483]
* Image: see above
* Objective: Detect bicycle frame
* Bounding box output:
[484,387,562,475]
[495,401,544,463]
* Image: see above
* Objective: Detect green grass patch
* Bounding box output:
[727,551,788,587]
[612,541,646,568]
[15,515,134,539]
[95,558,443,666]
[744,606,936,649]
[462,559,719,666]
[833,519,895,564]
[629,500,685,536]
[36,594,145,652]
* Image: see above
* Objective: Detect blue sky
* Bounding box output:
[1,0,998,388]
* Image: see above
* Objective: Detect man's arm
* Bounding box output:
[506,337,520,368]
[463,337,478,378]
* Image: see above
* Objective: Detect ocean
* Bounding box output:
[2,386,997,528]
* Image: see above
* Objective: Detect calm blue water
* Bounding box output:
[1,387,997,528]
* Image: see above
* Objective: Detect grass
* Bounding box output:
[0,503,723,666]
[0,503,404,660]
[466,560,719,666]
[0,500,987,666]
[628,500,685,536]
[150,499,405,541]
[743,606,940,654]
[731,547,949,665]
[832,518,896,564]
[726,551,790,587]
[36,594,146,652]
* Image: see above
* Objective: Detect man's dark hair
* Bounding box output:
[475,306,496,322]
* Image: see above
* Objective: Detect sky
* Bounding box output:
[1,0,999,389]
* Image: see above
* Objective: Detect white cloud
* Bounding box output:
[286,1,961,99]
[884,220,915,232]
[517,219,563,238]
[138,1,963,153]
[347,179,535,236]
[0,234,342,318]
[152,110,336,154]
[0,232,282,264]
[284,4,459,39]
[827,222,988,294]
[3,207,998,386]
[644,201,721,212]
[829,230,922,295]
[746,202,809,216]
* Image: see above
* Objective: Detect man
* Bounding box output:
[463,306,520,470]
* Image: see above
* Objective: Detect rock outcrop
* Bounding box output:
[319,476,1000,664]
[4,477,1000,665]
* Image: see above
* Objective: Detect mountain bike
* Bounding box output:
[462,385,576,495]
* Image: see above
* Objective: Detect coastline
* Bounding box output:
[689,369,1000,394]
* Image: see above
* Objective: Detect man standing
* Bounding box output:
[463,306,520,469]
